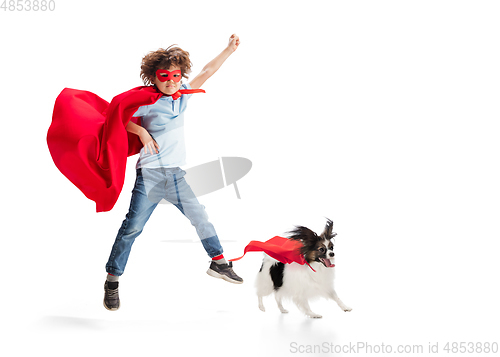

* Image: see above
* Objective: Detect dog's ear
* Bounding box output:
[288,226,319,245]
[321,218,337,240]
[288,225,320,257]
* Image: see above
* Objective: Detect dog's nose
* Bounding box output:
[329,252,335,258]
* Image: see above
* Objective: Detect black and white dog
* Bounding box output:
[256,219,352,318]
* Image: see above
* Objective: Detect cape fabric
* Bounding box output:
[229,236,316,271]
[47,86,164,212]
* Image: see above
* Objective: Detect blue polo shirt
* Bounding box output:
[133,84,193,169]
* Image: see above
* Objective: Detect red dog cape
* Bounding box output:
[47,86,204,212]
[229,236,316,272]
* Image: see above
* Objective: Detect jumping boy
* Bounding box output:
[103,34,243,311]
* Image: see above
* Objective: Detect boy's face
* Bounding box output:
[152,65,182,96]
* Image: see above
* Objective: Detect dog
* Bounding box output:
[255,219,352,318]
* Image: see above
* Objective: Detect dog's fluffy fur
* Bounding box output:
[256,219,352,318]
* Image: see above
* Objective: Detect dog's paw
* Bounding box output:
[307,313,323,319]
[259,305,266,312]
[342,306,352,312]
[279,308,289,314]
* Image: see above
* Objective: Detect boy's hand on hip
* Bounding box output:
[139,129,160,155]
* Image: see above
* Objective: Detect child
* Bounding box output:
[103,35,243,311]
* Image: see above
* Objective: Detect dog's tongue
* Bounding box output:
[322,258,335,267]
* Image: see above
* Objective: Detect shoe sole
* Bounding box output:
[103,299,120,311]
[206,268,243,284]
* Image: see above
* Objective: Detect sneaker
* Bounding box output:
[207,261,244,284]
[103,281,120,311]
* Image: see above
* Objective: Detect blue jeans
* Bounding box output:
[106,167,223,276]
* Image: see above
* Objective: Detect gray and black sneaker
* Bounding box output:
[103,281,120,311]
[207,261,243,284]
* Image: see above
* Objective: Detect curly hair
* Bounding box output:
[140,45,192,85]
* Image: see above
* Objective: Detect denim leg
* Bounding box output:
[106,170,159,276]
[166,169,223,258]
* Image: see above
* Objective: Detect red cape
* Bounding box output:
[229,236,316,271]
[47,86,163,212]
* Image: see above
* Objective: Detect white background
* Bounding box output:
[1,0,499,356]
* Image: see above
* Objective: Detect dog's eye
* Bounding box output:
[319,247,326,253]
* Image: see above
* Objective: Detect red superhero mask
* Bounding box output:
[155,69,182,82]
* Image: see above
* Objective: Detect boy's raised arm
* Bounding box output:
[189,34,240,89]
